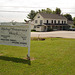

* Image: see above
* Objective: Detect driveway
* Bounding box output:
[31,31,75,39]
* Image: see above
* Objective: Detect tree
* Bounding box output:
[52,10,56,14]
[27,10,37,20]
[27,8,63,20]
[64,14,72,21]
[73,17,75,25]
[55,7,61,15]
[39,7,61,14]
[24,19,28,23]
[38,8,52,14]
[27,8,53,20]
[45,8,52,14]
[40,9,46,13]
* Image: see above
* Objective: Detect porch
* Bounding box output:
[43,25,70,31]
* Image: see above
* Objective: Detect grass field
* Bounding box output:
[0,38,75,75]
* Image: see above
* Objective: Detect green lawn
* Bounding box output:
[0,38,75,75]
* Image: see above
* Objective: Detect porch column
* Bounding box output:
[51,25,52,29]
[46,26,48,31]
[62,26,63,30]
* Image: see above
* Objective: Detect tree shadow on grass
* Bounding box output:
[0,56,31,65]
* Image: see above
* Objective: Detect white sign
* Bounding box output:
[0,24,31,58]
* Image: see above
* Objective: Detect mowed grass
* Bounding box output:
[0,38,75,75]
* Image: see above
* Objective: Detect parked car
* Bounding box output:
[68,28,75,31]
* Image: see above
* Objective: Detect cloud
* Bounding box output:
[0,0,75,22]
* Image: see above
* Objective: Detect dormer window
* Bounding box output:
[38,16,40,18]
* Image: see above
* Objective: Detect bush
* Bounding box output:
[31,37,45,41]
[31,29,36,32]
[72,26,75,28]
[47,28,53,31]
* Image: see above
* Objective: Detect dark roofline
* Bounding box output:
[39,12,67,19]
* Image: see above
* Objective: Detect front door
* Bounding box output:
[40,20,42,25]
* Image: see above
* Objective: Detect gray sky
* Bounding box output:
[0,0,75,22]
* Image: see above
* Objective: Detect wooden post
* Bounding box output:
[27,24,31,60]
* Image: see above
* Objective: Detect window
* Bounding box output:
[58,20,60,24]
[37,26,40,28]
[40,20,42,25]
[34,26,36,28]
[47,20,48,23]
[38,16,40,18]
[54,20,56,24]
[62,21,63,24]
[35,20,37,23]
[64,21,66,24]
[51,20,53,24]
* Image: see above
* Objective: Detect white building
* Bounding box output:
[31,13,70,31]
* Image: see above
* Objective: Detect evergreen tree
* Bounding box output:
[27,10,37,20]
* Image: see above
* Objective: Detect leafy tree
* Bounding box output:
[38,8,52,14]
[45,8,52,14]
[39,7,61,14]
[27,8,73,21]
[27,8,53,20]
[55,8,61,15]
[52,10,56,14]
[40,9,46,13]
[73,17,75,25]
[64,14,72,21]
[27,10,37,20]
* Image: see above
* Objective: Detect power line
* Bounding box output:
[0,10,75,14]
[63,12,75,14]
[0,10,29,13]
[0,6,75,9]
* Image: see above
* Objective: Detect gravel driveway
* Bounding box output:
[31,31,75,39]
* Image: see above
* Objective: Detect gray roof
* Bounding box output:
[67,20,73,24]
[39,13,67,19]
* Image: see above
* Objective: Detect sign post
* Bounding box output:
[0,24,31,60]
[27,24,31,60]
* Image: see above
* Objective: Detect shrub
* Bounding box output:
[31,29,36,32]
[72,26,75,28]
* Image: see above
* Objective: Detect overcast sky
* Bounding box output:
[0,0,75,22]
